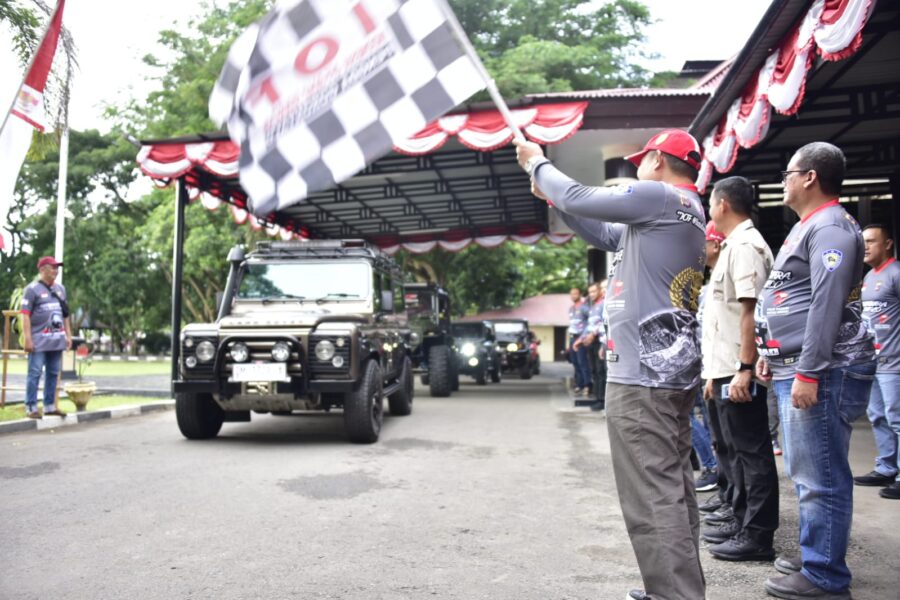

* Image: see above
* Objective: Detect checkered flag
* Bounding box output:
[210,0,488,216]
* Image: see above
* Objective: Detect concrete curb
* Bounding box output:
[0,400,175,435]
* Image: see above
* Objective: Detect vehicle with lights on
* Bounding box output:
[174,239,413,444]
[491,319,541,379]
[450,321,501,385]
[403,283,458,397]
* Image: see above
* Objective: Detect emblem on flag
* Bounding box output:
[210,0,487,216]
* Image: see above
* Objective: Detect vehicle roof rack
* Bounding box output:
[250,239,400,276]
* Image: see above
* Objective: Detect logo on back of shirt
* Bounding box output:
[822,249,843,272]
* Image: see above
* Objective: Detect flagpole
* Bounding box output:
[435,0,526,143]
[0,1,62,139]
[54,127,69,282]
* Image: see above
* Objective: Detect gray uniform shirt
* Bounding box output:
[21,280,68,352]
[862,258,900,373]
[756,201,874,380]
[533,160,705,390]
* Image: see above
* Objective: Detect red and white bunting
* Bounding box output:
[696,0,877,192]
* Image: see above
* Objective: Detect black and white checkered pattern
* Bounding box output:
[209,0,486,216]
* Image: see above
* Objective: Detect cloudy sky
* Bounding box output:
[1,0,773,132]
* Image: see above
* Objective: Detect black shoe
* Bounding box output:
[626,591,651,600]
[774,554,802,575]
[879,481,900,499]
[709,531,775,561]
[852,470,895,486]
[695,468,718,492]
[764,572,850,599]
[699,494,724,513]
[702,519,740,543]
[703,505,734,524]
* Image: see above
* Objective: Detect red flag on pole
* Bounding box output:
[0,0,67,252]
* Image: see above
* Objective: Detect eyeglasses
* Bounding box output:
[781,169,810,183]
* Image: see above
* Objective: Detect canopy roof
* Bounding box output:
[139,102,589,249]
[139,85,710,250]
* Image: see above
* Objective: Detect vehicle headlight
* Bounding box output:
[184,337,195,348]
[271,342,291,362]
[230,342,249,363]
[461,342,476,357]
[507,343,518,352]
[468,357,479,367]
[332,355,345,368]
[184,356,198,368]
[195,341,216,363]
[315,339,335,361]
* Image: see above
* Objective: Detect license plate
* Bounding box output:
[231,363,288,382]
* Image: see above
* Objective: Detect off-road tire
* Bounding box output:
[475,367,487,385]
[428,345,452,397]
[344,359,384,444]
[175,392,224,439]
[519,362,533,380]
[451,360,460,391]
[490,363,501,383]
[388,356,414,416]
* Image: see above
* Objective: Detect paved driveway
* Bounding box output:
[1,365,896,599]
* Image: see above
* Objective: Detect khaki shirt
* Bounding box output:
[701,219,774,379]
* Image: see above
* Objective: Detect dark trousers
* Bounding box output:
[711,377,780,545]
[706,394,735,505]
[586,341,606,406]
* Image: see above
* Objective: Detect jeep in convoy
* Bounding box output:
[492,319,541,379]
[403,283,458,397]
[173,240,413,444]
[451,321,501,385]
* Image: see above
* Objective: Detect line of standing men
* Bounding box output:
[569,282,608,411]
[515,131,879,600]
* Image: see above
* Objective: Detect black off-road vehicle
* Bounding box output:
[173,240,413,444]
[403,283,458,397]
[492,319,541,379]
[451,321,501,385]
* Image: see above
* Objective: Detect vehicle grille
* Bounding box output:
[222,339,303,377]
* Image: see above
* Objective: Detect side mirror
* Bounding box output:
[381,290,394,312]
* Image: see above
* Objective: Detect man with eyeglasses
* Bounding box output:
[755,142,875,600]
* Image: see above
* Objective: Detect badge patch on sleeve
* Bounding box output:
[822,249,843,272]
[609,184,633,195]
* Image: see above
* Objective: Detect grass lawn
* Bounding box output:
[0,395,166,422]
[2,358,170,377]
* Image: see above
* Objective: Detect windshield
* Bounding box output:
[405,291,435,317]
[493,322,525,334]
[237,261,371,301]
[452,323,484,339]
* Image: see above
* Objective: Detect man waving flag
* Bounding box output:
[209,0,494,217]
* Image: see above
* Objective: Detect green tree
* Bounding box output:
[450,0,655,96]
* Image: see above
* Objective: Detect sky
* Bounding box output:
[0,0,774,133]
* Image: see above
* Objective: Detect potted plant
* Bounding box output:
[64,344,96,412]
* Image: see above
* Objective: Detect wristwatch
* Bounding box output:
[525,155,545,175]
[735,360,754,372]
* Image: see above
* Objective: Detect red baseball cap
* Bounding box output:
[705,222,726,242]
[625,129,703,170]
[37,256,63,269]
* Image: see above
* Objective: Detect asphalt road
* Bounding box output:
[1,364,897,600]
